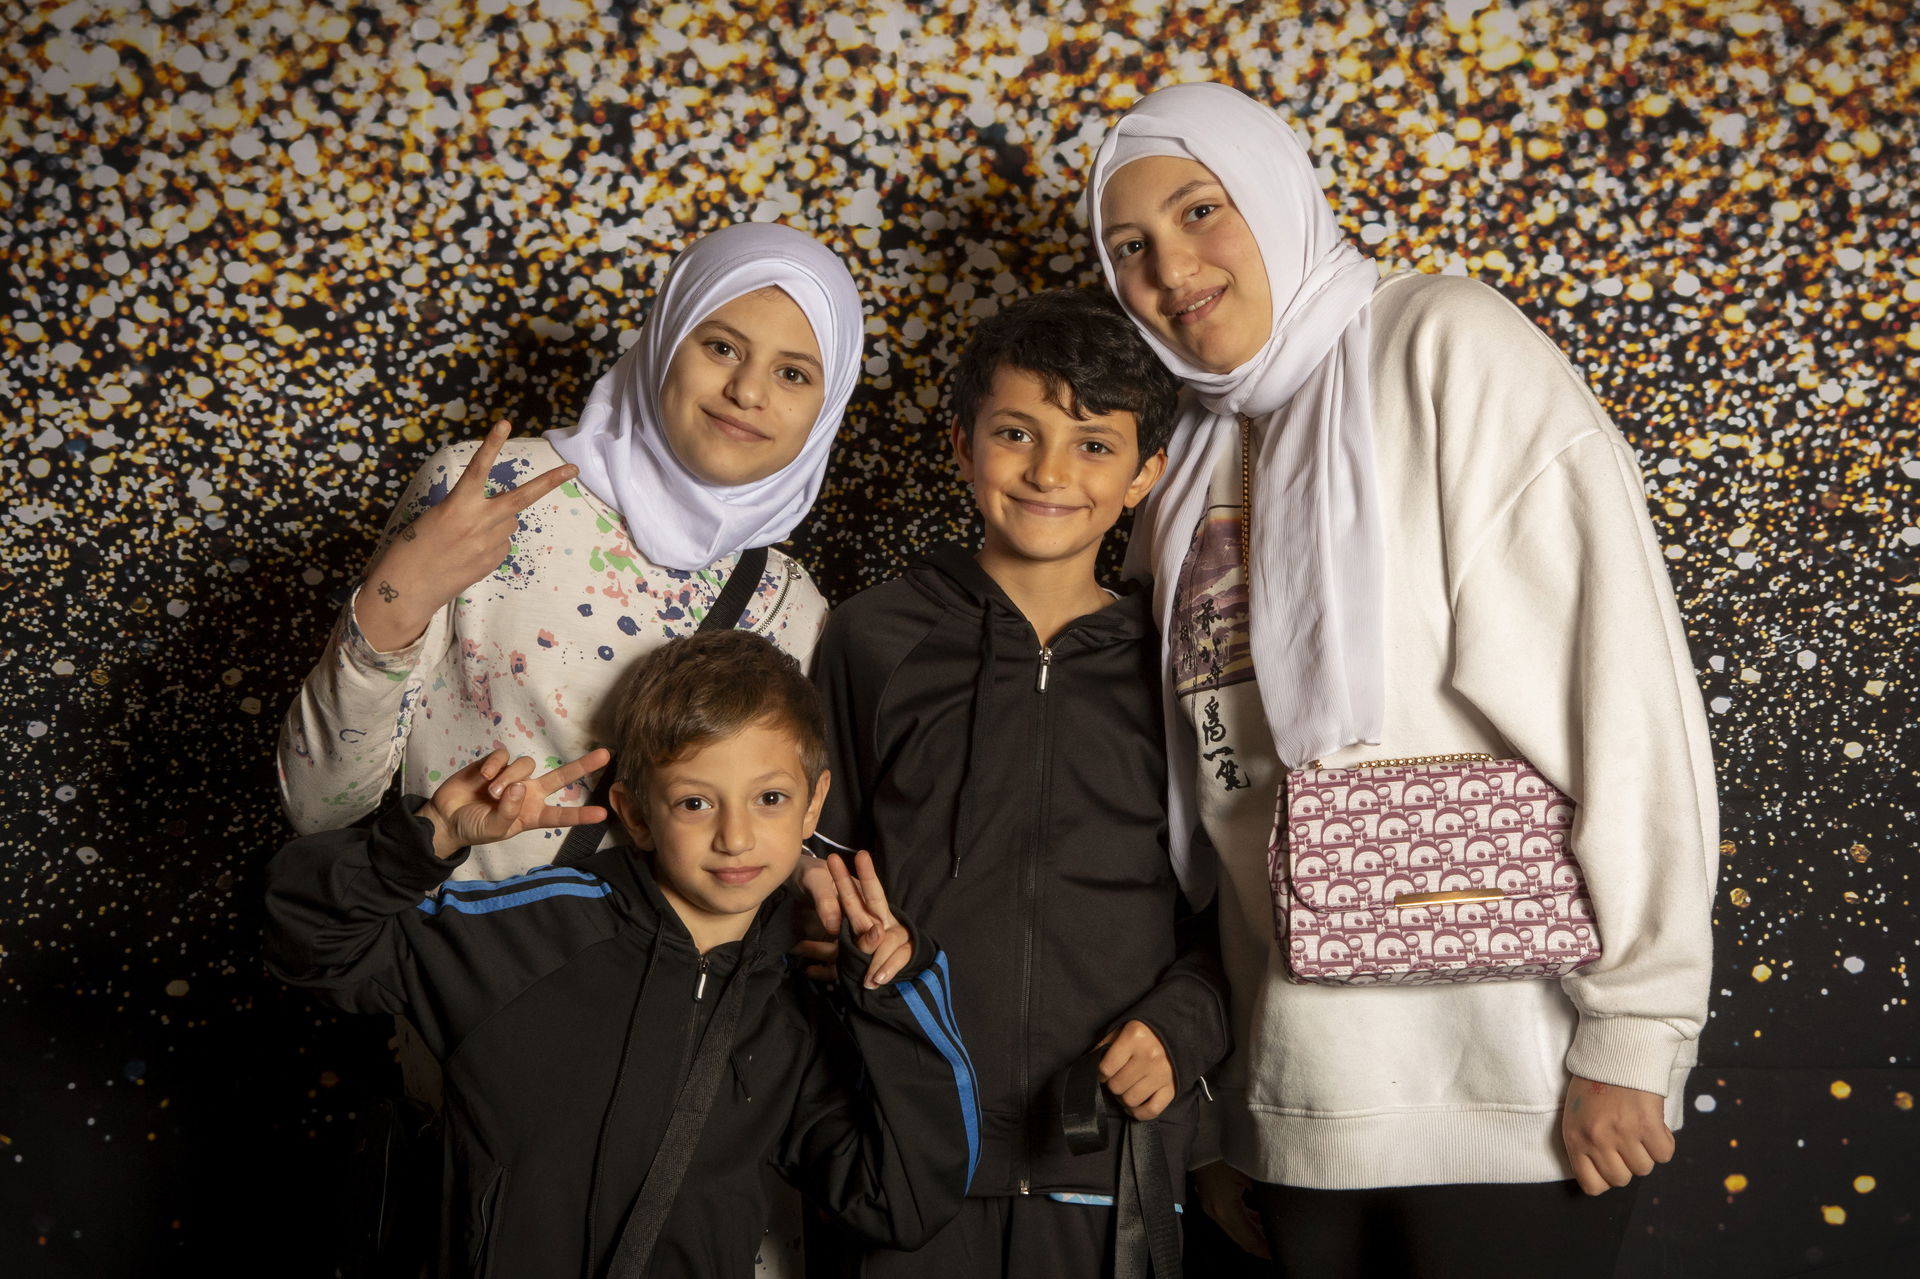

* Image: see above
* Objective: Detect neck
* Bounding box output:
[657,883,753,954]
[973,546,1111,646]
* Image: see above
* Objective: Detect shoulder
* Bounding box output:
[1368,272,1547,354]
[816,575,940,672]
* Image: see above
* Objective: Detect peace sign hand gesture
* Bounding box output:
[827,851,914,989]
[424,748,612,860]
[357,420,578,652]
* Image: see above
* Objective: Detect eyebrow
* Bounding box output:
[699,319,823,372]
[1103,177,1224,239]
[990,406,1126,434]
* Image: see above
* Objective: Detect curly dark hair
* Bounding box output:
[945,287,1181,460]
[610,629,826,795]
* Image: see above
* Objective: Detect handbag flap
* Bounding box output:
[1284,760,1579,916]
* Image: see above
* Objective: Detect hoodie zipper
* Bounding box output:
[677,952,710,1085]
[1017,636,1055,1194]
[1035,645,1053,691]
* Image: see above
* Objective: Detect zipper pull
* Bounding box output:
[1036,646,1053,692]
[694,955,709,1001]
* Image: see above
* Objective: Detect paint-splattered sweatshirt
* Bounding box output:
[277,437,828,881]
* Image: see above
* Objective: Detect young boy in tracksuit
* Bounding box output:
[809,288,1231,1276]
[265,630,977,1278]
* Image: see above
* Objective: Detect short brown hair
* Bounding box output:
[610,629,827,794]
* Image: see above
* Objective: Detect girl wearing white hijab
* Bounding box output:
[1090,84,1717,1277]
[279,222,863,885]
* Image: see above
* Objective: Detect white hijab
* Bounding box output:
[1089,83,1385,893]
[547,222,863,571]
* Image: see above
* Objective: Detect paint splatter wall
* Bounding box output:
[2,0,1913,1273]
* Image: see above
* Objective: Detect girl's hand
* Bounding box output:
[1561,1075,1675,1195]
[1194,1161,1270,1260]
[357,421,577,652]
[424,748,610,860]
[827,851,910,988]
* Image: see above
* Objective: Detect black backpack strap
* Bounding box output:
[605,943,757,1278]
[1115,1118,1183,1279]
[553,546,771,869]
[702,544,769,633]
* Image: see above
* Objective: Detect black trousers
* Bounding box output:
[1251,1178,1640,1279]
[857,1195,1114,1279]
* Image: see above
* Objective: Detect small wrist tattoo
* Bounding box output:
[400,524,418,542]
[377,580,399,603]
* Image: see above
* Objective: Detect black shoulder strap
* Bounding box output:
[553,546,771,869]
[702,544,768,634]
[605,945,756,1278]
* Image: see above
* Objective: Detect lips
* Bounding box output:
[708,866,764,887]
[1166,286,1225,326]
[1011,497,1084,518]
[702,407,770,443]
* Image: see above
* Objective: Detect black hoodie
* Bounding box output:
[814,544,1231,1199]
[264,798,976,1277]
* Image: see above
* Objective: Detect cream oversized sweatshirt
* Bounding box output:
[1156,272,1718,1187]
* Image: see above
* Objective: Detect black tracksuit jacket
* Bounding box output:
[813,544,1231,1199]
[264,799,976,1278]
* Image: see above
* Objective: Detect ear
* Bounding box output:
[1124,448,1168,509]
[608,780,654,851]
[802,769,831,839]
[949,418,976,483]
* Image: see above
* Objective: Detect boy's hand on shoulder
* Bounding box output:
[828,851,911,990]
[425,748,611,860]
[1561,1074,1674,1195]
[1096,1020,1175,1121]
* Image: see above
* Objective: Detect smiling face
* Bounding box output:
[953,365,1166,578]
[1099,155,1274,375]
[610,717,829,953]
[657,286,827,487]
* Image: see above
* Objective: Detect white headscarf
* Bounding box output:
[546,222,863,571]
[1089,83,1386,892]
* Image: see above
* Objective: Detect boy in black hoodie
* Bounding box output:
[266,630,976,1278]
[809,288,1231,1276]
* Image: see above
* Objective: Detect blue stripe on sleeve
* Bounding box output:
[437,864,603,897]
[922,953,981,1096]
[898,972,981,1191]
[416,880,611,916]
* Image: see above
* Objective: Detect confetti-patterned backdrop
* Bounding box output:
[3,0,1915,1274]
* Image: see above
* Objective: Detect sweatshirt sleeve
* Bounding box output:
[776,919,976,1250]
[1448,430,1719,1096]
[275,444,474,835]
[1115,897,1232,1099]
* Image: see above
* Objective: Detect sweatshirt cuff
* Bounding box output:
[1119,971,1228,1099]
[836,909,937,994]
[342,584,430,670]
[1565,1014,1692,1096]
[368,796,467,893]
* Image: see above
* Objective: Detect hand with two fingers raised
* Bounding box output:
[357,420,579,652]
[827,851,913,989]
[424,747,611,861]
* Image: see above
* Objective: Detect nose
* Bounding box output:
[714,804,755,856]
[1027,440,1070,492]
[726,361,767,411]
[1152,240,1198,293]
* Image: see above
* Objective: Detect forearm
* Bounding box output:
[277,591,445,834]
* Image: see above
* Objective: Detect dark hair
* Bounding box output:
[610,629,827,794]
[945,287,1180,460]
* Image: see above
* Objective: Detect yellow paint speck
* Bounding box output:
[1830,1080,1852,1100]
[1853,1176,1876,1194]
[1724,1173,1748,1193]
[1895,1092,1913,1111]
[1820,1205,1846,1225]
[1751,963,1772,983]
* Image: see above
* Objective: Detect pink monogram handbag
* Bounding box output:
[1271,753,1602,986]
